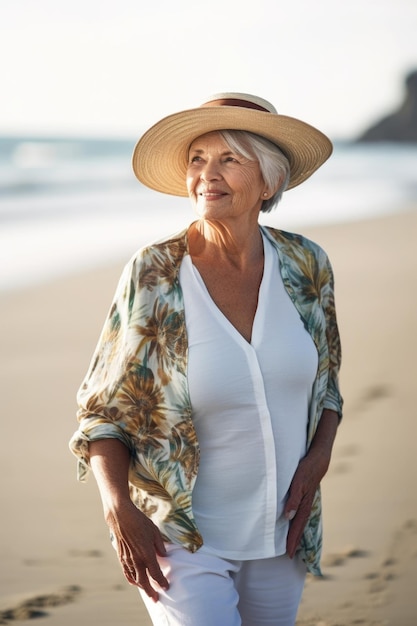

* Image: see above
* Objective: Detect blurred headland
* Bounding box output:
[358,69,417,142]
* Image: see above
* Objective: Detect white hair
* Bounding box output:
[218,130,291,212]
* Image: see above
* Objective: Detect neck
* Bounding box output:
[188,218,264,269]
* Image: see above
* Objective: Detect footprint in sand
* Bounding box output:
[354,384,392,414]
[0,585,81,623]
[330,443,361,475]
[321,546,369,569]
[364,519,417,607]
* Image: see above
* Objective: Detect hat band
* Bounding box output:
[201,98,270,112]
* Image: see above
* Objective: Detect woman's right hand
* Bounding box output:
[89,438,170,602]
[106,499,169,601]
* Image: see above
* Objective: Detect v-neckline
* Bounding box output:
[189,233,273,347]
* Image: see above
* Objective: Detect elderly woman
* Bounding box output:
[70,93,343,626]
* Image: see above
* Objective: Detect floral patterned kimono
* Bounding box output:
[69,224,343,575]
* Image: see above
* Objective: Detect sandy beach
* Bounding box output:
[1,209,416,626]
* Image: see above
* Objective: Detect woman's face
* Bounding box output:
[186,131,267,221]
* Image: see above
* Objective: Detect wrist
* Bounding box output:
[306,445,332,479]
[103,493,133,515]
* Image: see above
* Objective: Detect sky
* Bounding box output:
[1,0,416,141]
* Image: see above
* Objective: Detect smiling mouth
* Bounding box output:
[199,191,227,198]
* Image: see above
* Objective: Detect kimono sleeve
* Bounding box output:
[69,256,144,481]
[320,250,343,419]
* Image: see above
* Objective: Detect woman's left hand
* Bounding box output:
[284,454,325,558]
[284,408,339,558]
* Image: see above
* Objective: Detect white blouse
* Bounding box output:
[179,233,318,559]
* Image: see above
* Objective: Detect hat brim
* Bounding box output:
[132,106,332,196]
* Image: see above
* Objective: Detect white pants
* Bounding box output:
[139,544,307,626]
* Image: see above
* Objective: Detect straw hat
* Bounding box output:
[132,92,332,196]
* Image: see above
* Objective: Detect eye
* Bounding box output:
[189,155,202,164]
[224,155,242,164]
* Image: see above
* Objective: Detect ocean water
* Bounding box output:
[1,136,416,292]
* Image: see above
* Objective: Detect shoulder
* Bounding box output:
[120,227,189,294]
[262,225,330,268]
[130,227,189,266]
[262,226,335,292]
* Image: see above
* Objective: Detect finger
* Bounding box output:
[286,501,312,558]
[123,565,138,586]
[285,488,303,518]
[287,521,304,558]
[128,546,169,593]
[137,568,160,602]
[122,562,159,602]
[285,509,297,521]
[146,557,169,590]
[284,486,302,519]
[154,532,167,557]
[120,556,138,582]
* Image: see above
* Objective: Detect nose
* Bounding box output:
[200,159,222,182]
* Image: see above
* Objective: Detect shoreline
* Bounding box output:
[1,209,416,625]
[2,198,416,297]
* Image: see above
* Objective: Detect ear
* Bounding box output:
[262,174,284,200]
